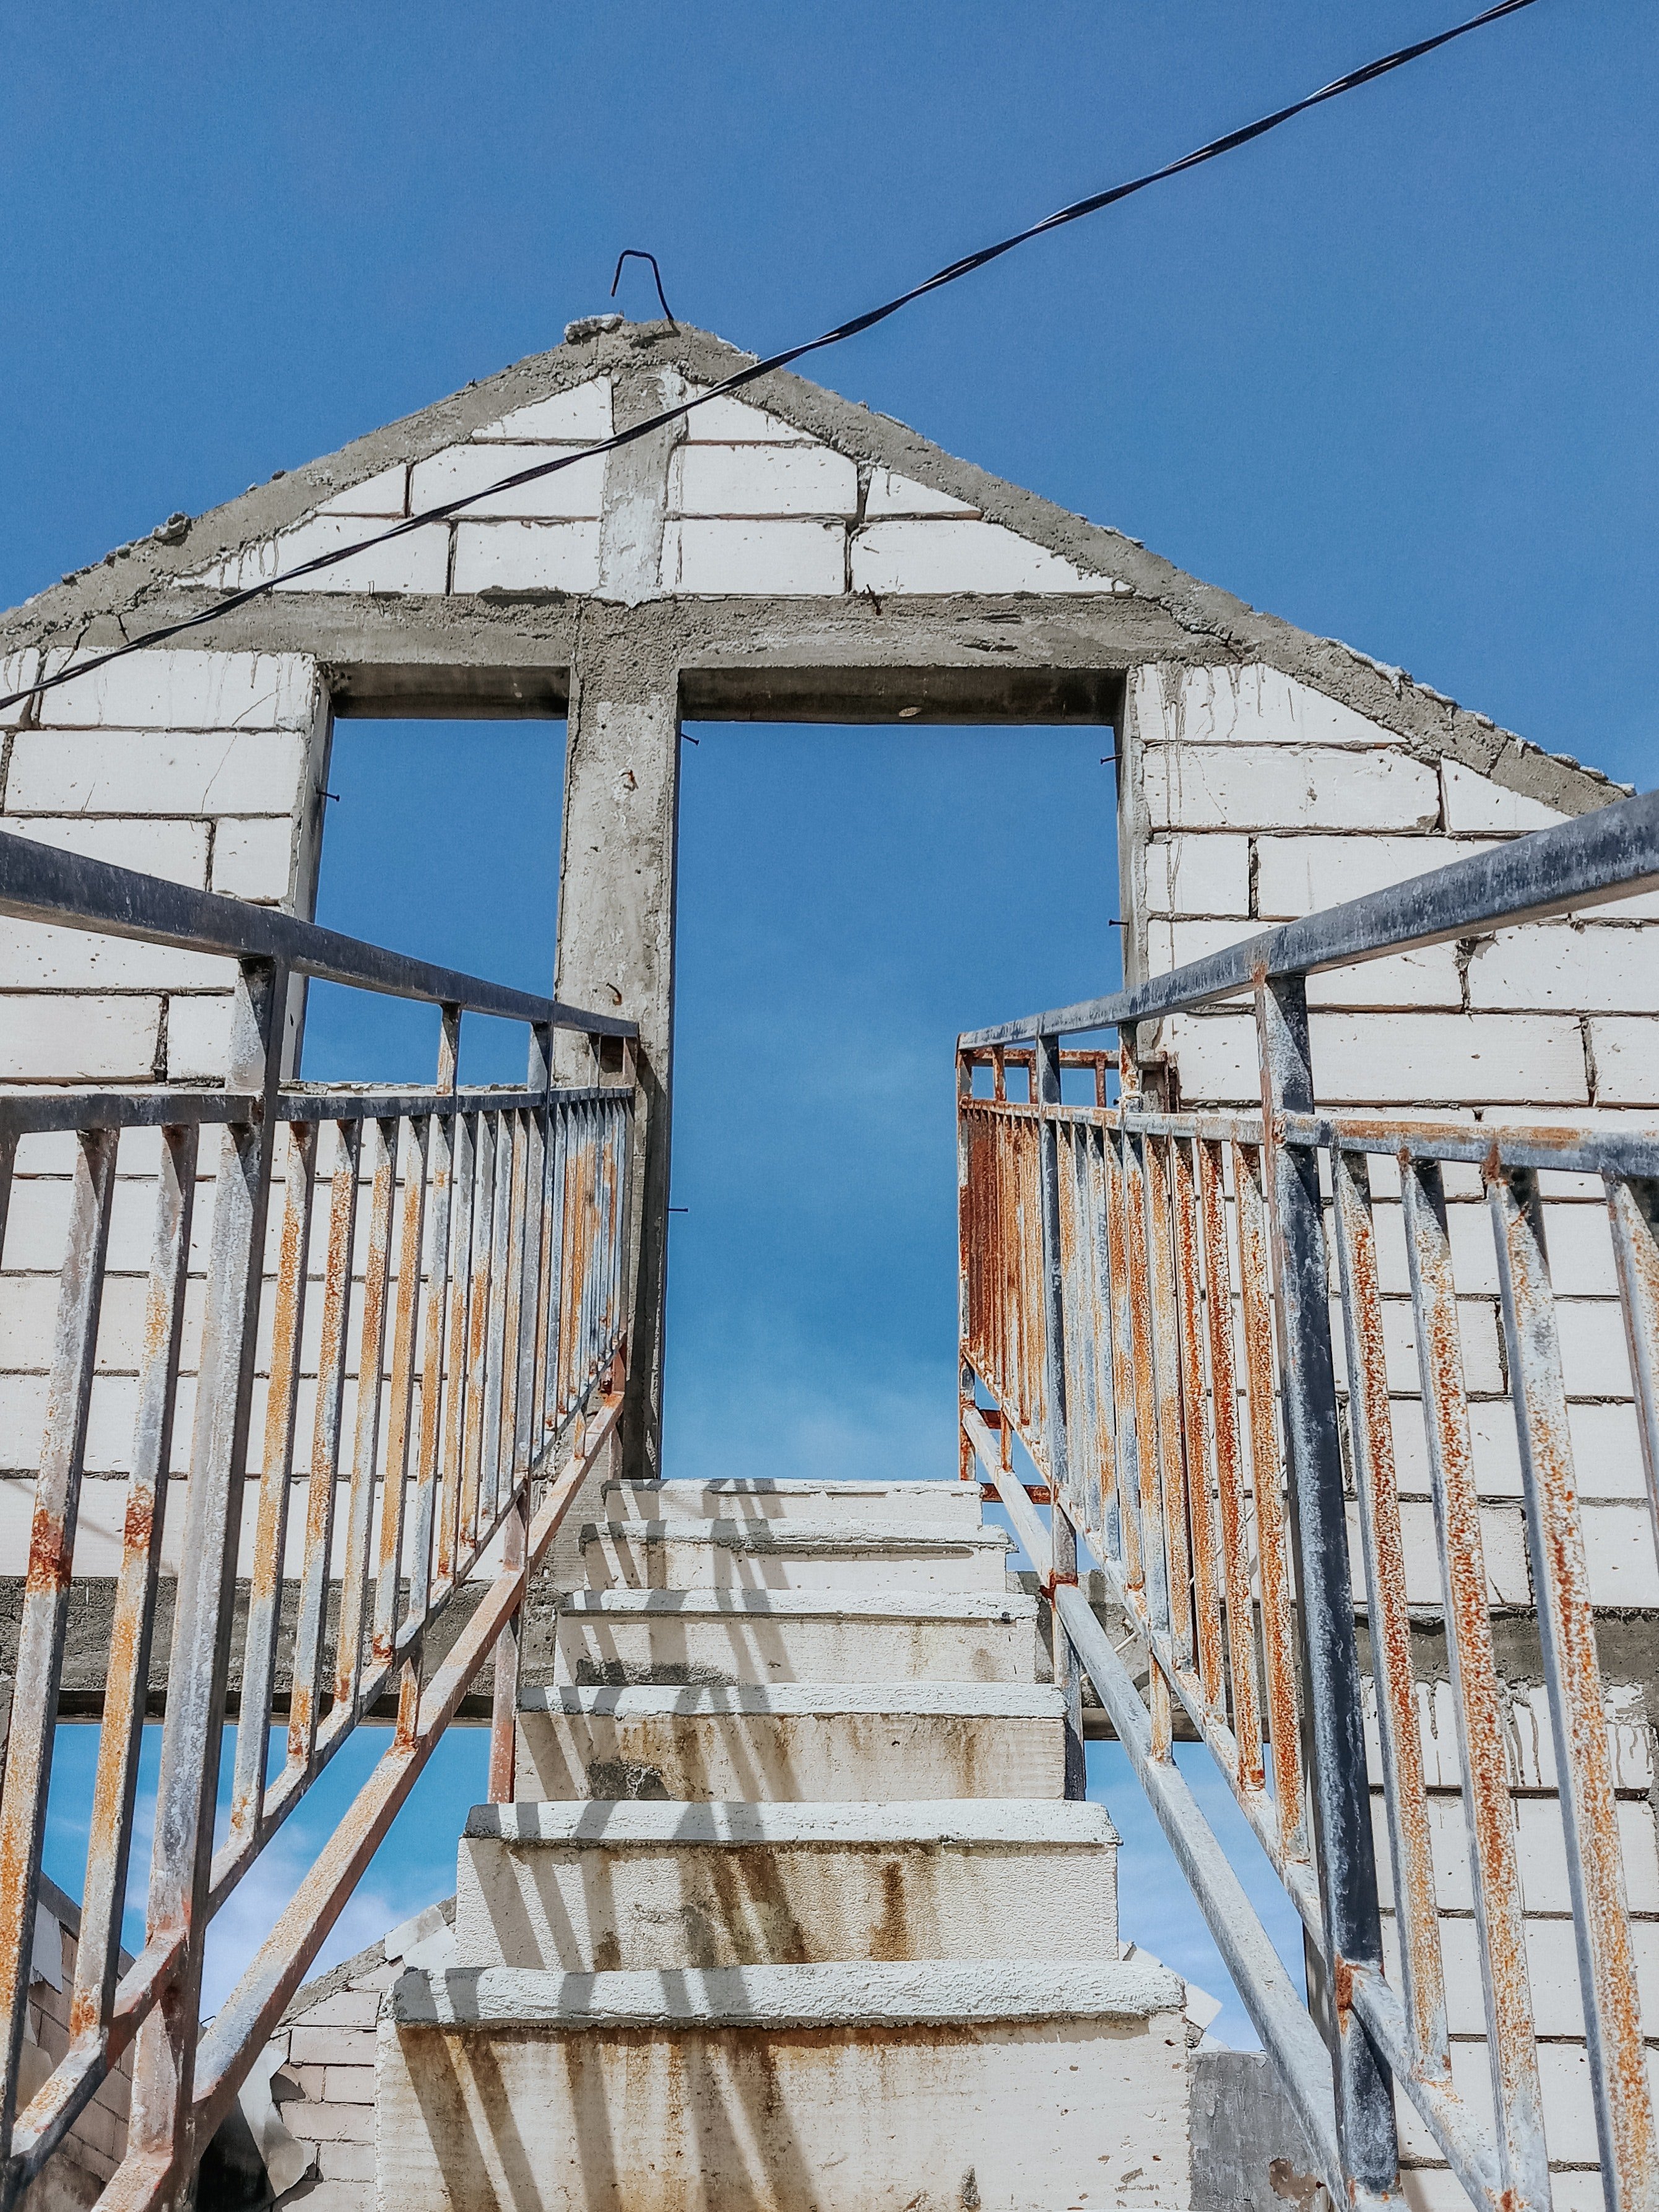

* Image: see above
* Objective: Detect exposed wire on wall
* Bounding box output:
[0,0,1540,715]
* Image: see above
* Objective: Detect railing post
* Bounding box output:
[1035,1033,1085,1799]
[129,955,287,2206]
[1254,972,1398,2200]
[956,1047,978,1488]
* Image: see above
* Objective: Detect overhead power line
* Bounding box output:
[0,0,1539,715]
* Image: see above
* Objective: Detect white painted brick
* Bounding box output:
[6,728,309,816]
[1555,1299,1634,1397]
[474,378,612,441]
[409,444,605,521]
[1581,1498,1659,1604]
[1164,1010,1589,1105]
[1,817,207,888]
[314,464,408,518]
[1254,834,1500,918]
[1165,663,1396,748]
[0,919,229,991]
[1372,1793,1659,1916]
[38,650,317,731]
[1144,746,1440,834]
[1148,920,1462,1009]
[1328,1294,1504,1398]
[863,468,976,517]
[288,2100,372,2143]
[167,993,233,1081]
[670,443,857,518]
[451,520,601,595]
[1467,923,1659,1014]
[1440,758,1566,833]
[680,392,808,443]
[278,2183,370,2212]
[1143,834,1250,918]
[290,2025,381,2067]
[1589,1017,1659,1105]
[851,518,1124,596]
[0,996,159,1082]
[1344,1498,1527,1606]
[662,519,844,597]
[316,2141,376,2182]
[212,818,294,901]
[294,1992,383,2028]
[196,516,447,595]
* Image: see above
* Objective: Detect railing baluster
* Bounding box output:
[1254,972,1397,2203]
[228,1119,314,1860]
[1332,1146,1450,2084]
[0,1123,119,2184]
[333,1117,399,1725]
[1143,1132,1196,1680]
[409,1009,461,1635]
[372,1114,430,1674]
[460,1113,498,1562]
[288,1120,361,1769]
[128,955,285,2200]
[1172,1134,1224,1717]
[1034,1035,1084,1798]
[1608,1173,1659,1566]
[1491,1164,1659,2212]
[75,1124,198,2043]
[1197,1136,1264,1792]
[436,1108,477,1591]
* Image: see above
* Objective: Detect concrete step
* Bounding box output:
[605,1477,984,1526]
[379,1959,1190,2212]
[580,1516,1011,1594]
[548,1586,1041,1687]
[455,1799,1119,1970]
[516,1683,1067,1802]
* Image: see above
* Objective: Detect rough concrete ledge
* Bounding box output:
[464,1799,1117,1848]
[391,1956,1183,2030]
[555,1588,1037,1621]
[584,1516,1008,1554]
[519,1682,1066,1719]
[606,1478,982,1501]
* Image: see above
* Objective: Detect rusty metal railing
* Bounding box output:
[958,787,1659,2212]
[0,830,636,2212]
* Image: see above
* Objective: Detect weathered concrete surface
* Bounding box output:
[454,1799,1119,1970]
[514,1683,1067,1802]
[378,1963,1190,2212]
[1189,2050,1327,2212]
[544,1586,1042,1688]
[579,1516,1011,1592]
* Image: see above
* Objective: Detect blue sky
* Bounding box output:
[12,1,1654,2045]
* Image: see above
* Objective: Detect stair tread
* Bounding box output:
[557,1587,1035,1619]
[520,1682,1063,1717]
[584,1516,1009,1551]
[466,1799,1115,1846]
[392,1956,1181,2030]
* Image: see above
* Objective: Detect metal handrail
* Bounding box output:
[960,782,1659,1047]
[0,843,638,2212]
[0,827,638,1036]
[957,794,1659,2212]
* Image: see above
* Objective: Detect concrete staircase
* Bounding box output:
[377,1475,1193,2212]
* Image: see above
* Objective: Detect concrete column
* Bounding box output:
[553,365,687,1482]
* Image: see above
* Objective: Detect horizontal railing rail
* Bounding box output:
[957,785,1659,2212]
[0,827,637,1034]
[0,833,638,2212]
[961,781,1659,1047]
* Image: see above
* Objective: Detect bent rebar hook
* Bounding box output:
[610,249,675,326]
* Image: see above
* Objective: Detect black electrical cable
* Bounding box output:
[0,0,1539,715]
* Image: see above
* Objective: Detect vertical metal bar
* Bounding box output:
[1332,1146,1450,2083]
[480,1112,515,1524]
[0,1123,119,2166]
[1197,1138,1264,1791]
[540,1102,568,1440]
[1403,1154,1548,2211]
[1234,1139,1307,1857]
[1102,1118,1143,1593]
[333,1117,397,1722]
[1034,1035,1084,1800]
[229,1118,315,1856]
[1119,1120,1169,1636]
[1608,1175,1659,1567]
[459,1112,497,1560]
[1172,1136,1224,1717]
[74,1123,198,2041]
[288,1120,360,1768]
[492,1025,550,1804]
[958,1050,978,1486]
[1491,1164,1658,2212]
[372,1115,430,1674]
[436,1108,476,1590]
[1254,972,1397,2200]
[129,955,285,2198]
[1143,1133,1197,1678]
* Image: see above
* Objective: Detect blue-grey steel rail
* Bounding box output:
[958,785,1659,2212]
[0,829,637,2212]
